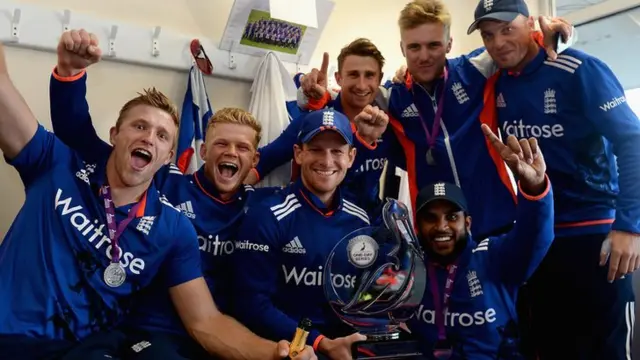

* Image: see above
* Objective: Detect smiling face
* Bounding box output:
[109,104,176,188]
[293,131,356,203]
[478,15,535,70]
[416,199,471,258]
[335,55,382,110]
[201,122,259,198]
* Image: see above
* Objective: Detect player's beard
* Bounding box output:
[423,231,470,266]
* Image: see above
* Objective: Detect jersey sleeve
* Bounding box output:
[575,57,640,234]
[488,176,554,286]
[254,113,304,180]
[6,125,76,188]
[163,214,203,288]
[232,204,323,345]
[49,69,112,163]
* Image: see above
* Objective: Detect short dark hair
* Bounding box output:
[337,38,385,75]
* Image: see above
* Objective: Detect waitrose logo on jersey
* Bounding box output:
[282,265,356,288]
[54,188,146,275]
[599,96,626,112]
[502,119,564,139]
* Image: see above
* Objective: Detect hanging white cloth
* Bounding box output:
[248,51,298,187]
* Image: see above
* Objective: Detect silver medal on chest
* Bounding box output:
[426,148,436,166]
[104,263,127,288]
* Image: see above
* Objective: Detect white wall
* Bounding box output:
[0,0,541,236]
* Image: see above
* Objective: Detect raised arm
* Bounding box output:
[50,29,111,162]
[480,124,554,285]
[166,216,316,360]
[0,44,38,160]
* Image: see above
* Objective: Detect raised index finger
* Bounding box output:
[320,52,329,75]
[480,124,506,151]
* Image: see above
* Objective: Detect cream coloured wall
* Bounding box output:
[0,0,543,235]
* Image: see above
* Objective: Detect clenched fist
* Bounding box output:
[354,105,389,145]
[57,29,102,77]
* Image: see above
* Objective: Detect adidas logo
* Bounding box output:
[401,104,419,118]
[177,201,196,219]
[282,236,306,254]
[497,93,506,108]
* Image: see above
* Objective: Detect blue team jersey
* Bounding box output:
[48,72,278,336]
[495,48,640,236]
[124,166,276,335]
[409,181,555,359]
[232,180,371,346]
[387,48,517,239]
[0,126,201,341]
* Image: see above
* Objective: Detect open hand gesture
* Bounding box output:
[301,52,329,100]
[481,124,546,193]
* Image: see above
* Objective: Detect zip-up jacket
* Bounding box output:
[484,48,640,236]
[409,178,555,359]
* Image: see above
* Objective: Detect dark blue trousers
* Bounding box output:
[518,232,635,360]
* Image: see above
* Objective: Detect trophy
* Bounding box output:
[324,198,427,359]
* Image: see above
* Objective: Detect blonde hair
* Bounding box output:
[117,88,180,129]
[398,0,452,40]
[337,38,385,75]
[206,107,262,147]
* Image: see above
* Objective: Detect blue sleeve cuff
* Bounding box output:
[612,218,640,235]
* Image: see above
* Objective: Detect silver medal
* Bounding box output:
[104,263,126,288]
[426,149,436,166]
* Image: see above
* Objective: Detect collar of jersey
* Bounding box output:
[330,93,344,113]
[504,47,546,77]
[430,236,475,270]
[88,157,161,216]
[404,62,449,91]
[293,179,341,216]
[193,166,243,204]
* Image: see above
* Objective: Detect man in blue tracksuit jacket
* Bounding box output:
[409,124,554,360]
[233,109,376,359]
[245,38,403,217]
[469,0,640,358]
[298,0,573,240]
[48,30,280,359]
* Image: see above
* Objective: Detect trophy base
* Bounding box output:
[350,331,424,359]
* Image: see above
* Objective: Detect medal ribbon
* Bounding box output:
[414,67,449,154]
[428,260,459,341]
[100,185,145,263]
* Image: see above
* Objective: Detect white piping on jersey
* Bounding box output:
[472,238,489,253]
[543,54,582,74]
[414,82,461,187]
[158,194,180,212]
[169,163,183,175]
[270,193,301,221]
[243,184,255,192]
[342,200,370,224]
[269,193,370,224]
[625,301,635,360]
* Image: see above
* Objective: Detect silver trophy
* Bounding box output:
[324,198,427,359]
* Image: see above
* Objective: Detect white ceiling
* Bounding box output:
[558,0,640,89]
